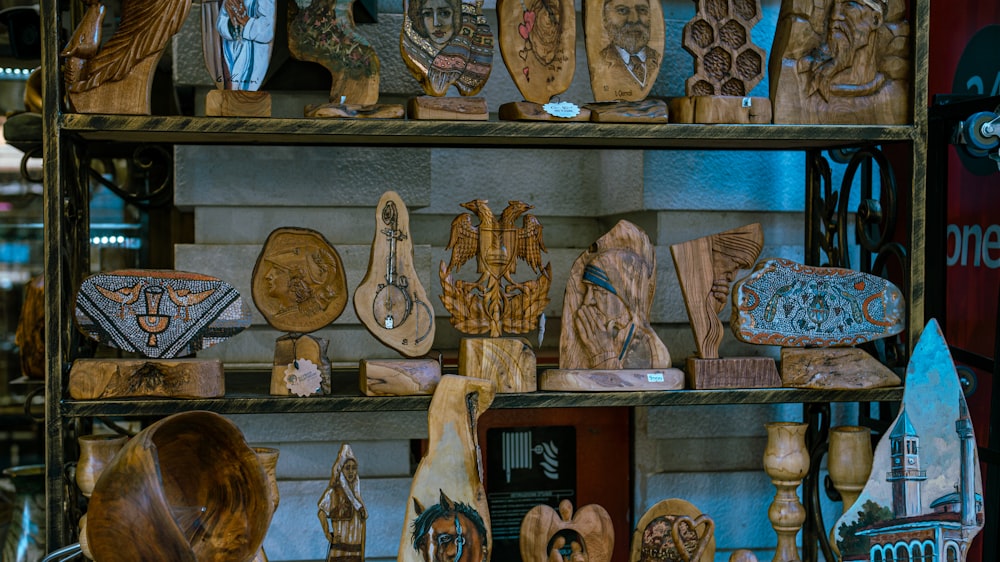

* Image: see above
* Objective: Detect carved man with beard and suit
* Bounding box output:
[586,0,663,101]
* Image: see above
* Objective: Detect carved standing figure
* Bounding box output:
[318,444,367,562]
[401,0,494,96]
[769,0,911,124]
[215,0,275,91]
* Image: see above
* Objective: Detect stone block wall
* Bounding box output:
[167,0,863,559]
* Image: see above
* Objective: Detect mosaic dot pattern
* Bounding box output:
[682,0,766,97]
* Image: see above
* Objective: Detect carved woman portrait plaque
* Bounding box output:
[584,0,665,102]
[400,0,494,96]
[252,227,348,333]
[497,0,576,104]
[560,220,670,369]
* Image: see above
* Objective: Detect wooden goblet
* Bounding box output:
[76,434,128,498]
[827,425,872,556]
[763,421,809,562]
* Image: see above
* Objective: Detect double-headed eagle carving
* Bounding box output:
[440,199,551,338]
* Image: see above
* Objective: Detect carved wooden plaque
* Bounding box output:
[584,0,665,102]
[768,0,911,124]
[354,191,436,357]
[74,269,251,359]
[630,499,715,562]
[670,223,762,360]
[400,0,494,96]
[439,200,551,337]
[288,0,380,105]
[202,0,276,91]
[681,0,766,97]
[251,227,348,334]
[561,220,670,369]
[398,375,495,562]
[62,0,192,114]
[520,500,614,562]
[497,0,576,104]
[731,258,905,347]
[832,320,983,559]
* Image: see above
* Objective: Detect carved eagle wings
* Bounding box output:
[444,200,547,274]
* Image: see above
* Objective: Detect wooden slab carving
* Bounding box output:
[14,274,44,379]
[318,443,366,561]
[497,0,576,104]
[681,0,766,97]
[288,0,380,106]
[400,0,494,96]
[670,223,762,360]
[202,0,276,92]
[768,0,911,124]
[832,320,984,561]
[440,199,551,338]
[398,375,495,561]
[630,499,715,562]
[74,269,252,359]
[731,258,905,347]
[459,337,536,393]
[359,358,442,396]
[354,191,436,357]
[668,95,771,124]
[540,369,684,391]
[584,0,664,102]
[86,411,271,562]
[585,98,669,122]
[61,0,192,114]
[252,227,348,333]
[780,347,901,389]
[69,358,224,399]
[519,499,614,562]
[562,220,671,369]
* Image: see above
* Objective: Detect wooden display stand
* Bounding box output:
[685,356,781,389]
[540,369,684,392]
[586,99,669,123]
[408,96,489,121]
[459,337,537,393]
[305,102,405,119]
[669,96,772,124]
[270,334,331,396]
[498,102,591,122]
[359,358,442,396]
[780,348,901,389]
[206,89,272,117]
[69,358,224,399]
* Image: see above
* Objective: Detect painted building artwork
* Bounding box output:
[833,320,984,562]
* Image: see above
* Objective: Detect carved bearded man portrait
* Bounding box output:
[808,0,887,101]
[599,0,660,87]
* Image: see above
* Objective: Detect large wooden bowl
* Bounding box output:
[86,411,271,562]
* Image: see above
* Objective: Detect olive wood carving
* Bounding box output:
[318,443,366,562]
[398,374,495,562]
[497,0,576,105]
[62,0,192,114]
[359,358,442,396]
[630,499,715,562]
[400,0,494,97]
[288,0,381,106]
[668,95,772,124]
[584,0,664,102]
[354,191,436,357]
[69,358,224,399]
[769,0,911,124]
[670,223,763,361]
[202,0,276,93]
[519,499,614,562]
[780,347,901,389]
[459,336,536,393]
[585,98,669,122]
[681,0,766,98]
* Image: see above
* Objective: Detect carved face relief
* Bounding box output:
[420,0,458,47]
[603,0,650,54]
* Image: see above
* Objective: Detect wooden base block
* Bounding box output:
[270,334,331,396]
[539,368,684,392]
[459,337,536,393]
[205,89,272,117]
[407,96,488,120]
[585,99,669,123]
[304,102,405,119]
[780,347,902,389]
[497,101,591,121]
[668,96,772,124]
[685,356,780,389]
[359,358,442,396]
[69,358,224,399]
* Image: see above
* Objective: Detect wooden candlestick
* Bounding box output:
[763,421,809,562]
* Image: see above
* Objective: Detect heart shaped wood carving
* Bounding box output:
[670,514,715,562]
[630,498,716,562]
[519,499,614,562]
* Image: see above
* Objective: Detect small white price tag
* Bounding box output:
[543,101,581,118]
[646,372,665,383]
[284,358,322,397]
[742,97,752,108]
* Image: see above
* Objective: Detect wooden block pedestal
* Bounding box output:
[69,358,224,399]
[359,358,442,396]
[685,357,780,389]
[780,348,901,389]
[539,368,684,391]
[459,337,536,393]
[408,96,488,120]
[668,95,772,124]
[270,334,331,396]
[498,102,591,122]
[205,90,272,117]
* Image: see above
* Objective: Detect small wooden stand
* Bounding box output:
[408,96,489,120]
[539,369,684,392]
[586,99,669,123]
[668,96,771,124]
[359,358,442,396]
[780,348,901,389]
[270,333,331,396]
[498,101,591,122]
[459,337,536,393]
[69,358,224,399]
[305,102,405,119]
[685,357,780,389]
[205,90,272,117]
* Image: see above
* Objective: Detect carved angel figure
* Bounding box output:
[61,0,192,114]
[439,199,551,337]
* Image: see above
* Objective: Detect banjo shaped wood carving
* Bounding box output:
[354,191,436,357]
